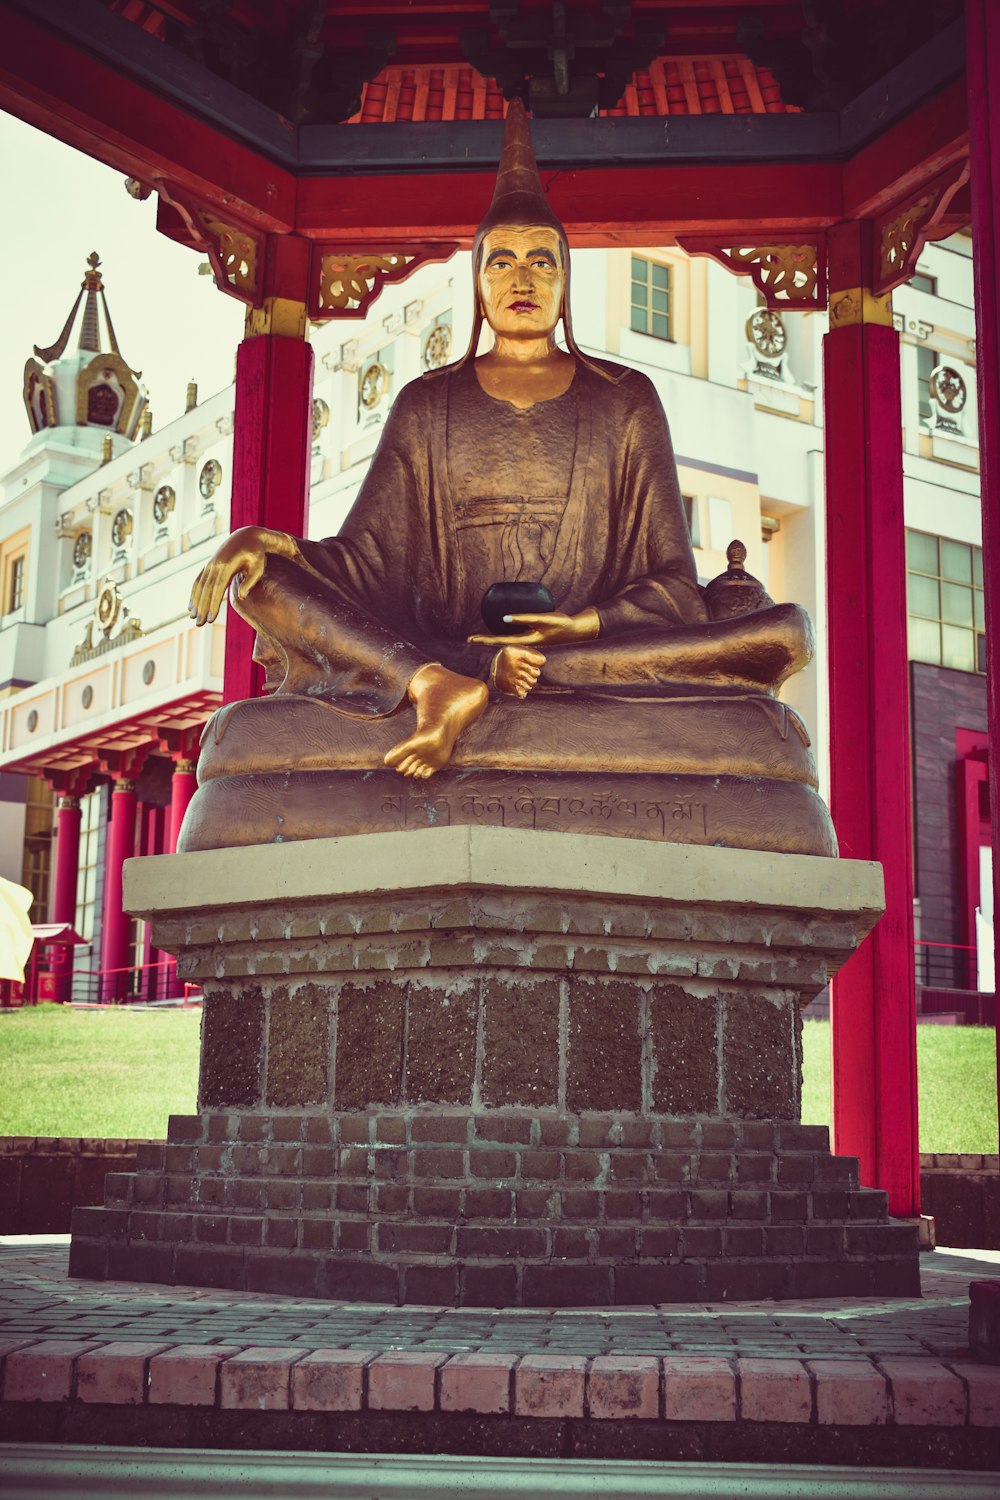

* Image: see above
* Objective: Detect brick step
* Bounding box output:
[103,1171,890,1224]
[132,1142,862,1192]
[76,1202,916,1263]
[165,1111,835,1153]
[67,1224,922,1304]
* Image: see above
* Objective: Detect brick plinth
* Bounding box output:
[70,831,910,1305]
[71,1108,919,1304]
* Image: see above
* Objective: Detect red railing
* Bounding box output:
[914,937,980,992]
[4,953,200,1007]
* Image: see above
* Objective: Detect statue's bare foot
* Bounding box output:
[494,645,546,699]
[385,664,489,779]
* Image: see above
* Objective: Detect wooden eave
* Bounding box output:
[0,0,969,246]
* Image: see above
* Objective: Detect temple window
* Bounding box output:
[682,494,700,546]
[917,343,943,423]
[909,271,938,295]
[630,256,672,341]
[74,787,105,949]
[1,530,29,616]
[906,528,985,674]
[19,776,52,918]
[8,555,25,612]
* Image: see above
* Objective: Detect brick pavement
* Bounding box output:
[0,1237,996,1438]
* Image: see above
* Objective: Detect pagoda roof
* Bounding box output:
[0,1,968,257]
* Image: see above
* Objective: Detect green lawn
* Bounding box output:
[0,1006,996,1150]
[802,1019,998,1154]
[0,1005,200,1139]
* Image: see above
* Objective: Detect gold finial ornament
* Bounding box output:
[100,433,113,464]
[703,539,775,621]
[186,380,198,412]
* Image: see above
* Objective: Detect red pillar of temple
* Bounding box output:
[966,0,1000,1150]
[48,794,82,1003]
[168,758,198,853]
[100,777,138,1003]
[824,222,921,1218]
[226,233,315,703]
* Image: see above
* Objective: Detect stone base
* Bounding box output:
[70,829,917,1305]
[70,1107,920,1304]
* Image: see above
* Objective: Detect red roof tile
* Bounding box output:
[352,58,799,124]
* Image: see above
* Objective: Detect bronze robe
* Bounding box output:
[241,359,708,717]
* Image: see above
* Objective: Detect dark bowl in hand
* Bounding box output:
[481,582,555,636]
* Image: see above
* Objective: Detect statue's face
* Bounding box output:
[478,226,565,340]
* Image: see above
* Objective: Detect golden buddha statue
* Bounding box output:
[185,101,833,857]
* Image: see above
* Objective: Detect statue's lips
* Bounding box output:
[508,300,540,312]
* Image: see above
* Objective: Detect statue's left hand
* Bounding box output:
[188,526,296,626]
[468,608,599,647]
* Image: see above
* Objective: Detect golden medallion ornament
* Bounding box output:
[929,365,967,415]
[312,398,330,441]
[423,324,452,370]
[153,485,175,524]
[747,308,786,358]
[359,362,390,410]
[199,460,223,499]
[96,582,121,634]
[72,531,92,570]
[111,508,133,548]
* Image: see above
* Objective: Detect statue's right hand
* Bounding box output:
[188,526,278,626]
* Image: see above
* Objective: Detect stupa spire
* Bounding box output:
[23,252,146,442]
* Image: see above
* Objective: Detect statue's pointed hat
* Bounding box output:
[451,97,619,382]
[472,96,565,261]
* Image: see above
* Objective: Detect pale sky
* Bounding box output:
[0,110,245,478]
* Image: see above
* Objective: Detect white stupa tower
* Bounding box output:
[21,251,147,457]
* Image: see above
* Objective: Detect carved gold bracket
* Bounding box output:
[676,237,827,309]
[310,245,459,321]
[156,184,261,306]
[197,213,258,298]
[873,160,970,296]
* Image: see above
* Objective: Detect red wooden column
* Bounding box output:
[824,221,920,1218]
[226,234,315,702]
[966,0,1000,1150]
[168,758,198,853]
[100,777,138,1003]
[48,794,82,1003]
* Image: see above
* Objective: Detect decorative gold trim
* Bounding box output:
[198,214,258,296]
[828,287,893,328]
[75,351,143,436]
[318,252,415,315]
[875,162,969,295]
[22,360,58,432]
[244,296,308,339]
[725,245,819,302]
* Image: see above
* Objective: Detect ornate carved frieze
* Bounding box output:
[677,238,826,309]
[71,581,142,666]
[874,161,970,296]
